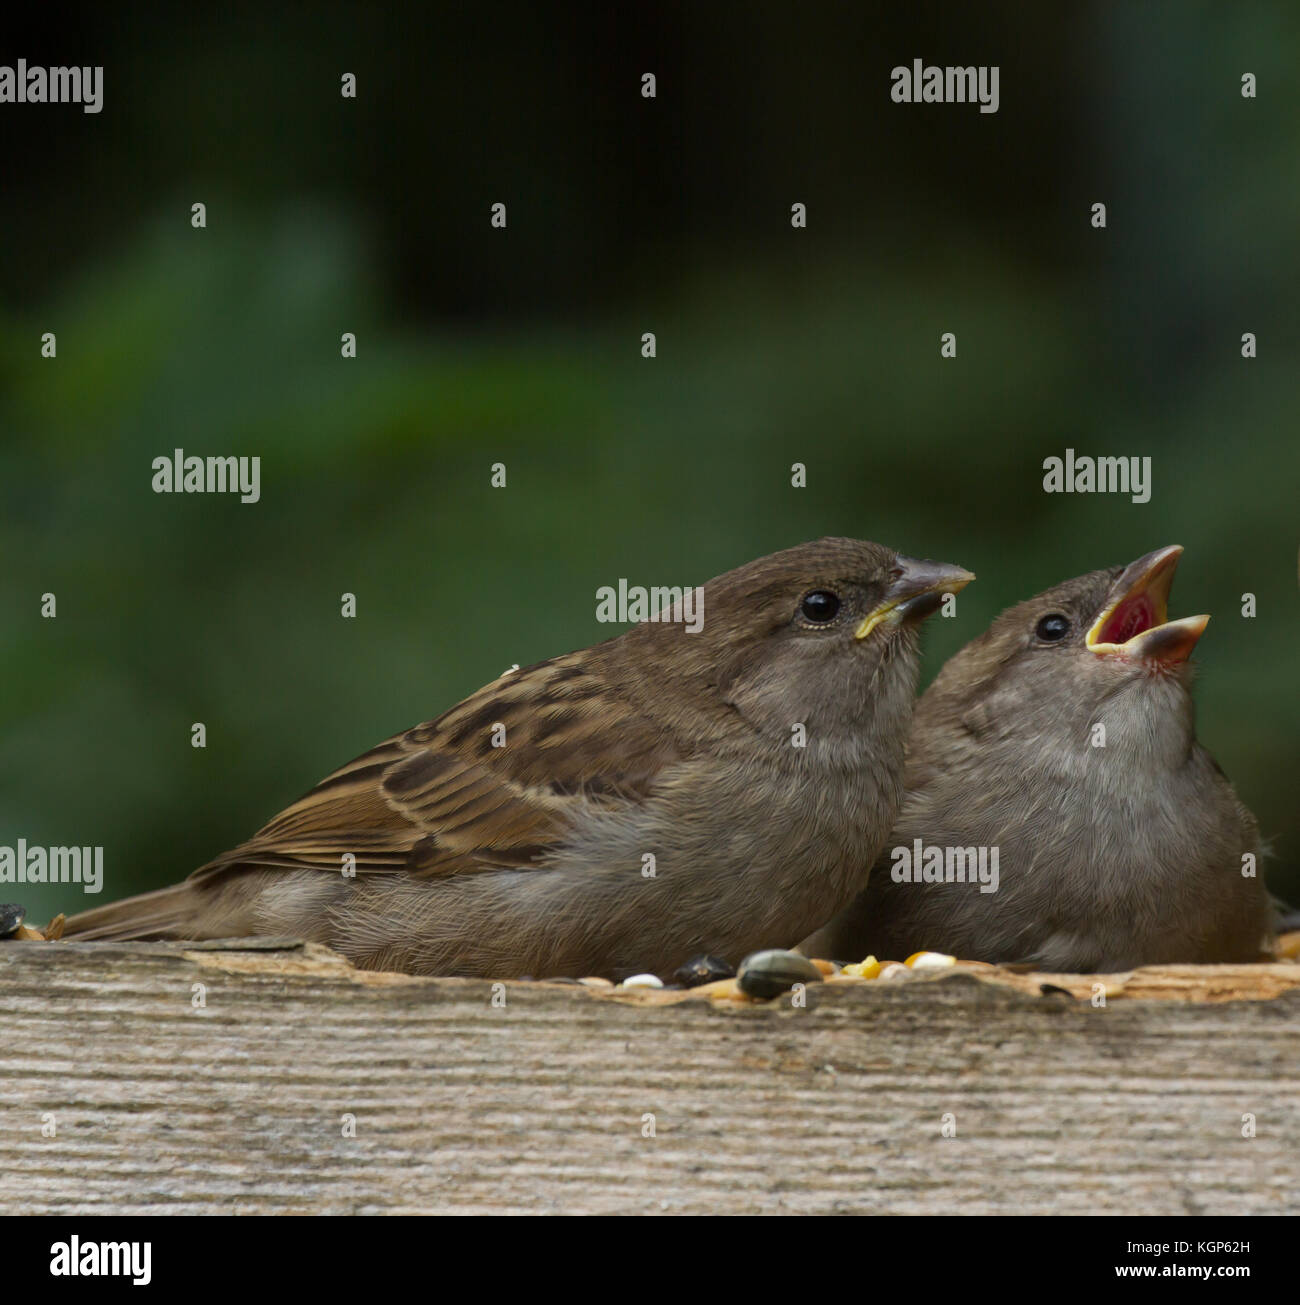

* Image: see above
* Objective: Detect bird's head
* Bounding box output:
[625,536,975,747]
[924,545,1206,768]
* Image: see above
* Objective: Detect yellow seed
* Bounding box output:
[905,951,957,971]
[1276,931,1300,961]
[841,956,882,979]
[692,978,757,1002]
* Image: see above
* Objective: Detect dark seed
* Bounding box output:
[673,954,735,988]
[0,904,27,938]
[736,949,823,999]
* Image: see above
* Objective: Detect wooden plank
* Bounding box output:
[1,940,1297,1215]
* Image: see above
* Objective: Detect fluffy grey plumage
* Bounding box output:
[803,546,1272,971]
[66,538,972,979]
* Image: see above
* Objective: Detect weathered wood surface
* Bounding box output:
[1,940,1298,1215]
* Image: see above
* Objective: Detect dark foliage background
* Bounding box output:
[3,1,1297,924]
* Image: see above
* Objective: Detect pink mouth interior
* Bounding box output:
[1095,592,1159,644]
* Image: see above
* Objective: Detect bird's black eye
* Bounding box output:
[1035,613,1071,642]
[800,591,841,623]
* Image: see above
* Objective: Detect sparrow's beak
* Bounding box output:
[855,557,976,640]
[1085,544,1209,665]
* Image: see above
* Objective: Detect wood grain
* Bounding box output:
[1,940,1297,1215]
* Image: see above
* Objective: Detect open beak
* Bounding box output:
[855,557,976,640]
[1085,544,1209,665]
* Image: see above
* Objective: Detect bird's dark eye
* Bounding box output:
[800,591,841,623]
[1035,613,1071,642]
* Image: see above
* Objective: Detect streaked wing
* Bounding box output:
[190,650,684,885]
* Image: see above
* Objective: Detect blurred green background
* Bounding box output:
[3,2,1297,925]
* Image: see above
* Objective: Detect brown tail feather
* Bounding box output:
[63,883,203,941]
